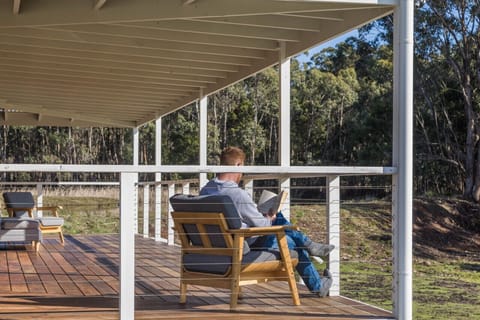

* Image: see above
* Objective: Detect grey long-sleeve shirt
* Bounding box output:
[200,178,272,228]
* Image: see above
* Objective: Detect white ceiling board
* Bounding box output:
[0,0,396,128]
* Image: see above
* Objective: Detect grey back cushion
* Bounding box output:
[3,192,35,218]
[169,194,242,229]
[170,193,250,255]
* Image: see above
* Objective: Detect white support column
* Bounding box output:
[280,178,291,219]
[182,182,190,195]
[279,41,291,220]
[167,183,175,245]
[143,185,150,238]
[392,11,401,316]
[155,118,162,242]
[133,127,139,166]
[327,176,340,296]
[392,1,414,319]
[36,183,43,217]
[199,93,208,188]
[133,127,139,234]
[119,172,137,320]
[279,42,291,168]
[244,179,254,198]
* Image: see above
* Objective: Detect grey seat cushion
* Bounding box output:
[0,228,42,242]
[183,249,298,275]
[1,218,40,230]
[37,217,64,226]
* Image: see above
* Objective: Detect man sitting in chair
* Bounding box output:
[200,146,334,297]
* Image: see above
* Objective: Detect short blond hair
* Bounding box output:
[220,146,245,165]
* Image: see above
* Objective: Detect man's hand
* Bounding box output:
[267,208,277,221]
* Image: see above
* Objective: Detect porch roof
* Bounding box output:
[0,0,394,128]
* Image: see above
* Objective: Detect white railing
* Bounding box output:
[0,164,396,319]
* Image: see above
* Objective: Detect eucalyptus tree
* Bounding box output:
[415,0,480,199]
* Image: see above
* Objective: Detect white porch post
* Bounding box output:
[244,179,254,198]
[392,0,414,319]
[182,182,190,195]
[120,172,138,320]
[327,175,340,296]
[155,117,162,242]
[133,127,139,166]
[36,183,43,217]
[133,127,139,234]
[279,41,291,219]
[143,184,149,238]
[167,182,175,245]
[199,93,208,188]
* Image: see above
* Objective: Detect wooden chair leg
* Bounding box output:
[179,282,187,303]
[34,241,41,253]
[230,278,241,310]
[277,233,301,306]
[230,235,242,310]
[59,230,65,245]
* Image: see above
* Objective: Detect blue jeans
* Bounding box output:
[251,212,323,293]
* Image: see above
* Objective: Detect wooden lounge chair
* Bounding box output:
[3,192,65,245]
[170,194,301,310]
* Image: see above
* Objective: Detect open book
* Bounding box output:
[257,190,288,216]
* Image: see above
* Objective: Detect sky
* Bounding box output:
[295,29,358,63]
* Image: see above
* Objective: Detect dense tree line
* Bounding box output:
[1,1,478,201]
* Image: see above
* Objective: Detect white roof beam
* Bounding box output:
[0,67,207,88]
[0,72,198,93]
[0,28,263,61]
[0,32,255,67]
[0,49,228,79]
[39,24,281,50]
[13,0,21,15]
[3,94,172,112]
[0,58,220,84]
[278,12,345,21]
[195,14,343,31]
[0,85,181,106]
[4,103,136,127]
[0,78,189,99]
[93,0,107,10]
[0,42,240,73]
[182,0,197,5]
[124,20,303,42]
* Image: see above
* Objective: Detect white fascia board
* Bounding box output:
[0,0,396,28]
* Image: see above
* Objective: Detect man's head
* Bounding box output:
[218,146,245,184]
[220,146,245,166]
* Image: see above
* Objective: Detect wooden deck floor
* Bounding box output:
[0,234,394,319]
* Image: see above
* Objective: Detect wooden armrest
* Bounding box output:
[36,206,63,211]
[229,225,299,237]
[6,207,33,211]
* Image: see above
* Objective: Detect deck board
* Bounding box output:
[0,234,393,319]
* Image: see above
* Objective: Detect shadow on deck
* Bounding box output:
[0,234,394,319]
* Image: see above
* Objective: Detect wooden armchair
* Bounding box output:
[170,194,301,310]
[3,192,65,244]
